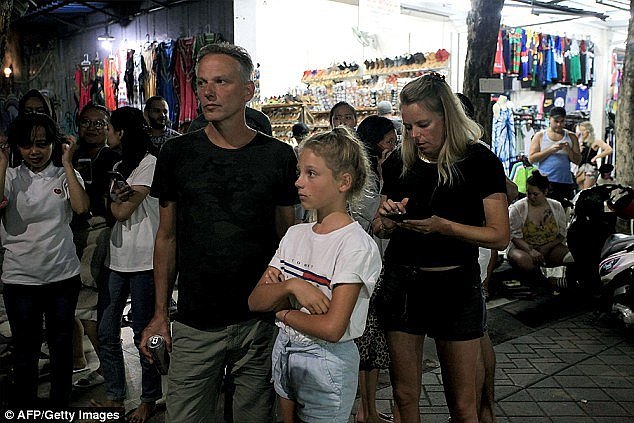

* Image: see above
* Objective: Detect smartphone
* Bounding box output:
[107,171,129,189]
[77,158,93,184]
[384,212,408,223]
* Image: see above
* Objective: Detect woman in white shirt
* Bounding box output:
[95,107,161,421]
[1,113,89,406]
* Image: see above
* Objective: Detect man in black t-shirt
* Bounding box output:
[140,43,298,422]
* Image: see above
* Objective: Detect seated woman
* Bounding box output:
[507,170,574,278]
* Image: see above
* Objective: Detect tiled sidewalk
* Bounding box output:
[372,312,634,422]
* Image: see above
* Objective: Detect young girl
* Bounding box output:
[248,126,382,423]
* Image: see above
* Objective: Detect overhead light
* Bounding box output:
[3,66,12,78]
[97,25,115,42]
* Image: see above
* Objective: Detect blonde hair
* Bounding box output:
[298,126,372,207]
[399,74,483,186]
[578,121,596,145]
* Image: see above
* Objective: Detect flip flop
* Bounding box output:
[74,370,104,388]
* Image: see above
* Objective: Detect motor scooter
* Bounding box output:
[567,184,634,303]
[598,235,634,328]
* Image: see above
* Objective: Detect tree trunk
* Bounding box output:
[0,0,13,67]
[614,0,634,188]
[462,0,504,144]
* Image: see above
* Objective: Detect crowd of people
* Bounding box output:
[0,41,616,423]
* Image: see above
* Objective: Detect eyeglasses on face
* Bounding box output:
[79,119,108,129]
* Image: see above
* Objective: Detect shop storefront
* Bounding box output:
[1,0,630,151]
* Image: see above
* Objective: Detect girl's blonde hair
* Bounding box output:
[298,126,372,207]
[578,121,595,144]
[399,73,483,186]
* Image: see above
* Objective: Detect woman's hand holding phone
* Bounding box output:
[108,171,133,202]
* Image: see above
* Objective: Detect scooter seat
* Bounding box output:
[601,234,634,259]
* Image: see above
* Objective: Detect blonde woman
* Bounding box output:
[576,121,612,189]
[373,73,510,423]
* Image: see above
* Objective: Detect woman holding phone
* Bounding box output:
[94,107,162,422]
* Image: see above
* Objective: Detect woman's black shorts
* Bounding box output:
[375,263,485,341]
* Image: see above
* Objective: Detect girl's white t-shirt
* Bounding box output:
[107,154,159,272]
[270,221,381,343]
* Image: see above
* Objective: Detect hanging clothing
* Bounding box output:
[569,39,582,84]
[492,107,516,175]
[577,87,590,111]
[493,30,507,74]
[193,33,224,60]
[104,58,117,110]
[124,50,136,105]
[174,37,198,126]
[585,40,595,86]
[520,30,530,81]
[114,48,129,107]
[135,50,147,106]
[545,36,556,83]
[560,36,568,83]
[74,65,92,112]
[155,40,179,125]
[553,36,563,82]
[530,32,540,87]
[508,28,522,75]
[142,43,157,99]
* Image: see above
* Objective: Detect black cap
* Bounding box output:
[599,163,614,174]
[292,122,309,138]
[549,107,566,118]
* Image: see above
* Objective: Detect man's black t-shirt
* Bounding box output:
[151,129,299,329]
[381,142,506,268]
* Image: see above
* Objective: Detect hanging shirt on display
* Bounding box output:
[577,87,590,111]
[568,39,582,84]
[492,96,516,175]
[155,40,179,126]
[493,30,507,74]
[175,37,198,126]
[142,43,157,99]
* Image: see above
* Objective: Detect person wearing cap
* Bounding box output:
[377,100,403,136]
[528,107,581,204]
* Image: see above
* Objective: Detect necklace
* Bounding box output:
[418,153,437,164]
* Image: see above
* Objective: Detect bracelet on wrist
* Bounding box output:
[282,309,292,326]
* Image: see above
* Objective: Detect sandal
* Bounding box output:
[73,370,105,388]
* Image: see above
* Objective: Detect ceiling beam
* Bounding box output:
[75,0,124,21]
[508,0,609,20]
[14,0,74,22]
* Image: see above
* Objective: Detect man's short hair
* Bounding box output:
[78,102,110,121]
[549,106,566,118]
[196,43,254,84]
[377,100,392,116]
[145,96,167,111]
